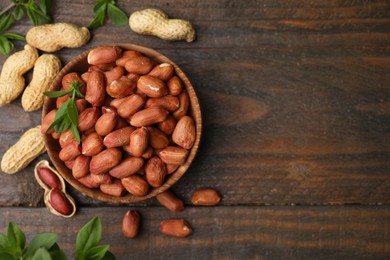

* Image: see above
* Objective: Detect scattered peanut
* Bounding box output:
[26,23,90,52]
[191,188,222,206]
[129,8,196,42]
[160,219,192,238]
[122,210,141,238]
[1,126,45,174]
[0,45,38,106]
[21,54,62,112]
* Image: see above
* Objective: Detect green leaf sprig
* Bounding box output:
[88,0,128,30]
[43,80,84,143]
[0,217,114,260]
[0,0,52,55]
[0,222,66,260]
[75,217,115,260]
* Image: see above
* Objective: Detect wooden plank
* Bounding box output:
[0,1,389,206]
[0,206,389,259]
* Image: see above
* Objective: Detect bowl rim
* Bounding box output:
[42,43,202,203]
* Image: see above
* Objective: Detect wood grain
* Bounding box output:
[0,0,389,207]
[0,0,389,258]
[0,206,389,259]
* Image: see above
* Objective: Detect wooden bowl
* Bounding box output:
[42,43,202,203]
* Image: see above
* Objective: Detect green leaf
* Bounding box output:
[13,5,24,21]
[67,101,78,126]
[38,0,53,16]
[0,14,15,33]
[102,251,116,260]
[71,122,81,143]
[87,6,106,29]
[0,36,12,55]
[107,3,128,26]
[49,249,66,260]
[93,1,107,14]
[55,116,70,134]
[7,222,25,252]
[0,252,14,260]
[31,247,52,260]
[3,33,25,41]
[76,217,102,256]
[26,5,39,26]
[85,245,109,260]
[43,89,71,98]
[24,233,57,259]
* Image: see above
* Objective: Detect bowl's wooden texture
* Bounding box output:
[42,43,202,203]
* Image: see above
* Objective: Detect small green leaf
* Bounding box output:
[7,222,25,252]
[13,5,25,21]
[93,1,107,14]
[3,33,25,41]
[38,0,52,16]
[76,217,102,255]
[26,6,39,26]
[43,90,71,98]
[67,101,78,126]
[24,233,57,259]
[107,3,128,26]
[102,251,116,260]
[0,14,15,33]
[0,233,8,249]
[85,245,109,260]
[71,123,81,143]
[31,247,52,260]
[0,252,14,260]
[87,7,106,29]
[49,249,66,260]
[55,116,71,134]
[0,36,12,55]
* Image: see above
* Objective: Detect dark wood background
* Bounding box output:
[0,0,389,259]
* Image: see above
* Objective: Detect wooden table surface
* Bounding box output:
[1,0,389,259]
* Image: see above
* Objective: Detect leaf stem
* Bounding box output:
[0,3,15,17]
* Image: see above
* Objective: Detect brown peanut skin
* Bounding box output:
[145,156,167,187]
[37,167,62,189]
[107,75,136,98]
[90,147,122,175]
[125,56,154,74]
[100,179,126,197]
[191,189,221,206]
[156,190,184,212]
[173,91,189,119]
[91,172,112,185]
[144,95,179,112]
[147,127,169,149]
[88,46,123,65]
[82,132,104,156]
[59,141,81,161]
[59,129,76,148]
[41,109,57,134]
[121,175,149,197]
[103,126,135,148]
[167,76,183,96]
[130,127,149,157]
[104,66,125,85]
[49,188,74,216]
[117,94,145,118]
[130,107,169,127]
[122,210,141,238]
[86,70,106,107]
[148,63,174,81]
[116,50,142,67]
[157,146,189,165]
[172,115,196,149]
[72,155,91,179]
[78,174,100,188]
[159,219,192,238]
[78,107,101,132]
[158,115,177,135]
[95,111,117,136]
[137,75,168,98]
[62,72,86,94]
[109,157,144,179]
